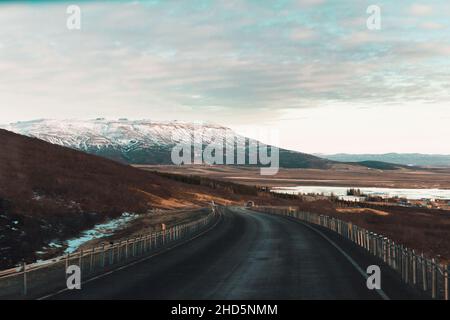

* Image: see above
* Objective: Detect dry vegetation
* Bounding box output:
[137,164,450,189]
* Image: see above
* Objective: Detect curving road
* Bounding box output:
[48,207,421,300]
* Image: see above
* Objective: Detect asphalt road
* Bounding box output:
[49,207,421,300]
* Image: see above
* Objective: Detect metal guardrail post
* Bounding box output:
[365,231,369,251]
[137,236,140,255]
[79,250,83,272]
[371,233,375,256]
[117,241,122,261]
[405,248,409,284]
[102,244,106,268]
[23,262,27,296]
[422,254,427,291]
[90,247,94,272]
[431,258,437,299]
[392,244,397,270]
[445,264,449,300]
[65,253,69,279]
[383,238,388,263]
[361,230,364,248]
[399,245,406,281]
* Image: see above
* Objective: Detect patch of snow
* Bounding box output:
[32,192,43,201]
[48,242,63,248]
[63,212,138,254]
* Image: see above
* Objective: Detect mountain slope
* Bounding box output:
[2,119,334,169]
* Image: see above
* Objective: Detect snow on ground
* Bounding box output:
[63,212,138,253]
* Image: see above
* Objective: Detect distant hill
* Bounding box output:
[316,153,450,167]
[353,160,404,170]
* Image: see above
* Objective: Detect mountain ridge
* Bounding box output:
[2,119,335,169]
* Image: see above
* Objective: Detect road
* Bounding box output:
[48,207,421,300]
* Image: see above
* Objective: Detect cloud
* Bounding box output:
[296,0,326,7]
[420,22,445,30]
[0,0,449,154]
[409,4,433,16]
[289,27,316,41]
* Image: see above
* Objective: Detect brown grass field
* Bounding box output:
[135,164,450,189]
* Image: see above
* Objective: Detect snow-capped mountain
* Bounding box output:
[2,118,232,150]
[1,119,236,164]
[1,118,333,168]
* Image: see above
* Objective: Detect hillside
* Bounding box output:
[0,129,251,268]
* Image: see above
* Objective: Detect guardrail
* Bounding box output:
[256,206,449,300]
[0,205,223,299]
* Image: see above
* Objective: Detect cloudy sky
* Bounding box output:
[1,0,450,154]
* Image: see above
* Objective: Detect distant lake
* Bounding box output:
[272,186,450,200]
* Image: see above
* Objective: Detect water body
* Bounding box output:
[272,186,450,200]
